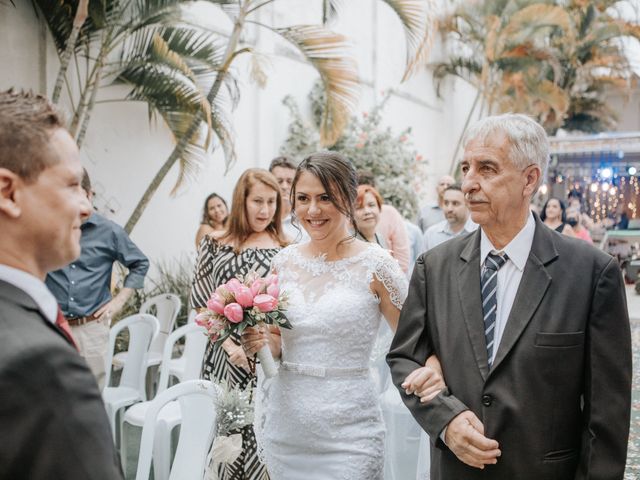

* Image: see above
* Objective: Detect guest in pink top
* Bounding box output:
[567,209,593,243]
[356,170,410,273]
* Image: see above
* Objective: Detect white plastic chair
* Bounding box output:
[121,322,208,479]
[135,380,219,480]
[168,310,201,383]
[113,293,181,372]
[103,313,159,440]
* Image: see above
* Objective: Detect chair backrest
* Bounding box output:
[186,309,197,324]
[104,314,159,395]
[141,293,181,355]
[157,323,207,392]
[135,380,219,480]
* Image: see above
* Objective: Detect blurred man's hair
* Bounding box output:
[0,89,66,182]
[269,156,297,172]
[444,184,463,193]
[356,170,376,187]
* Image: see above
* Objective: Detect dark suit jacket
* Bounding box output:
[387,215,632,480]
[0,280,123,480]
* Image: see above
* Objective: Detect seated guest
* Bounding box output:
[423,184,476,251]
[195,192,229,247]
[355,184,387,247]
[567,208,593,243]
[0,89,123,479]
[541,197,576,236]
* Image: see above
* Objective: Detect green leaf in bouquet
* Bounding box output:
[236,322,248,337]
[276,314,293,330]
[214,329,232,346]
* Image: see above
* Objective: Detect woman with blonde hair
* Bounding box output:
[191,168,287,480]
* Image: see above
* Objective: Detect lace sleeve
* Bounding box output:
[373,251,408,310]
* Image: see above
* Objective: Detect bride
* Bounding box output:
[242,152,443,480]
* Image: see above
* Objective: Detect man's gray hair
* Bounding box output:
[463,113,549,188]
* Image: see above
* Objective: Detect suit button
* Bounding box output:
[482,394,492,407]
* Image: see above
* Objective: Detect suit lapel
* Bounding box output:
[490,217,557,374]
[457,231,490,381]
[0,279,72,346]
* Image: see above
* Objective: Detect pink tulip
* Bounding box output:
[215,285,230,297]
[253,294,278,313]
[206,294,226,315]
[210,317,226,333]
[266,283,279,298]
[225,278,243,296]
[265,273,278,285]
[194,312,211,327]
[235,285,254,308]
[224,303,244,323]
[250,278,266,297]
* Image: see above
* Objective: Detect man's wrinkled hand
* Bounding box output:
[444,411,501,469]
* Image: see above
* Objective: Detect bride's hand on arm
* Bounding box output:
[241,325,282,359]
[402,355,447,402]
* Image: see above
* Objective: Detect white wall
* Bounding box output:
[0,0,474,272]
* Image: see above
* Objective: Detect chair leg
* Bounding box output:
[120,419,128,473]
[153,420,172,480]
[107,405,117,444]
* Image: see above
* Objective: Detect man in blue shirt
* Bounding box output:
[46,170,149,388]
[423,184,477,252]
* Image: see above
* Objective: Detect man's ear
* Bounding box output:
[523,165,542,198]
[0,168,22,218]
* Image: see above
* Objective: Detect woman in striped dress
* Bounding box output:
[191,168,288,480]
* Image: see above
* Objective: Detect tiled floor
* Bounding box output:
[626,286,640,479]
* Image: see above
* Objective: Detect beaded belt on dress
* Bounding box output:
[280,361,369,378]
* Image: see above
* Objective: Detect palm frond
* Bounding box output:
[158,27,226,75]
[431,57,482,96]
[379,0,436,81]
[322,0,343,24]
[275,25,359,146]
[497,4,574,55]
[248,49,269,88]
[150,33,195,80]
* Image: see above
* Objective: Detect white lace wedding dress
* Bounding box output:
[255,242,407,480]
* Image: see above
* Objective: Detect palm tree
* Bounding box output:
[551,1,640,133]
[123,0,434,233]
[434,1,575,170]
[434,0,640,171]
[33,0,218,150]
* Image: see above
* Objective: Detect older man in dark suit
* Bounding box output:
[0,89,123,479]
[388,113,632,479]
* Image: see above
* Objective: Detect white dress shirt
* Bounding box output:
[423,217,477,252]
[479,212,536,365]
[0,264,58,324]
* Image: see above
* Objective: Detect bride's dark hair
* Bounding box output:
[291,151,358,238]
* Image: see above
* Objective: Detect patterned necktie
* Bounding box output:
[481,252,508,367]
[56,307,79,350]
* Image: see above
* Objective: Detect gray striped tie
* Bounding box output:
[482,252,508,367]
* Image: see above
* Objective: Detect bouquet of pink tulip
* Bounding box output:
[195,272,291,378]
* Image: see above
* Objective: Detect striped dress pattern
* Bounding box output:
[191,236,280,480]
